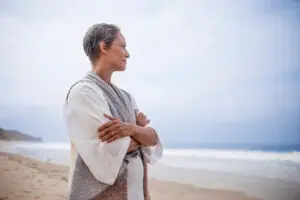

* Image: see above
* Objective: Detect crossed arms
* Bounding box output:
[98,113,158,153]
[64,83,162,185]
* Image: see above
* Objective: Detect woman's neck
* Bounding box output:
[92,62,113,84]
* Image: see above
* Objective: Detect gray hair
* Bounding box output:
[83,23,120,63]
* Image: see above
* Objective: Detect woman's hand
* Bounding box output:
[136,112,150,127]
[98,114,137,143]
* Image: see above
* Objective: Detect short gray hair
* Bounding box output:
[83,23,120,63]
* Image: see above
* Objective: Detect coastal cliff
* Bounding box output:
[0,127,43,142]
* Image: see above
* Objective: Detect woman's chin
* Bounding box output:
[116,64,127,71]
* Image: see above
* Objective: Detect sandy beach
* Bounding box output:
[0,152,261,200]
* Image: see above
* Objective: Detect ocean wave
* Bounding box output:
[2,142,300,163]
[163,149,300,163]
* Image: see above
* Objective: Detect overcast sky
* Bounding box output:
[0,0,299,145]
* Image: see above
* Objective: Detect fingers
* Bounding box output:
[97,120,118,132]
[99,123,135,143]
[107,134,121,143]
[136,112,150,126]
[100,130,119,141]
[145,119,150,125]
[137,112,146,120]
[103,113,116,120]
[136,113,143,121]
[103,114,121,122]
[99,123,120,138]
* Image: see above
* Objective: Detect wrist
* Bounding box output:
[133,124,143,137]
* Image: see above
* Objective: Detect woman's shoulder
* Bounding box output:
[65,80,106,102]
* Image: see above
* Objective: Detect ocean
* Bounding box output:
[1,141,300,200]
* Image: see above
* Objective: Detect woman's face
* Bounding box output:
[104,32,130,71]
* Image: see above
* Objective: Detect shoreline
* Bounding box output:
[0,151,262,200]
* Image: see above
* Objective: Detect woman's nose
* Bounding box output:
[125,49,130,58]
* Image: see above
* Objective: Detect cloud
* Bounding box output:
[0,0,299,124]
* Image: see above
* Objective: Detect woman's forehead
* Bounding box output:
[115,32,126,44]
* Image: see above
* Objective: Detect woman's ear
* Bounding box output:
[99,41,107,54]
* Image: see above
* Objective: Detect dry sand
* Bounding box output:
[0,152,261,200]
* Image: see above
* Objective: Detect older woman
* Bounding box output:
[63,23,163,200]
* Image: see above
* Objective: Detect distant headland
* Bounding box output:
[0,127,43,142]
